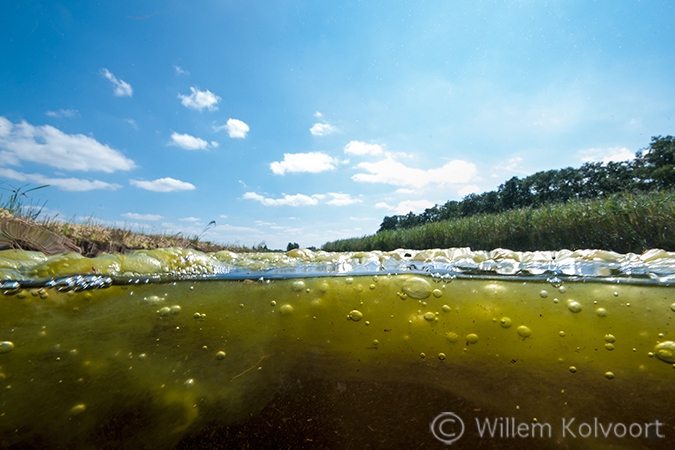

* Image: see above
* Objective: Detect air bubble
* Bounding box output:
[401,277,432,299]
[280,304,294,315]
[605,372,615,380]
[604,343,615,351]
[345,277,354,285]
[654,341,675,363]
[348,310,363,322]
[0,341,14,354]
[432,289,443,298]
[291,281,305,292]
[438,353,446,360]
[559,331,566,337]
[158,307,171,316]
[604,334,616,343]
[372,339,379,348]
[466,333,479,344]
[423,312,435,322]
[441,305,451,313]
[270,300,277,307]
[369,284,376,290]
[567,301,582,313]
[420,353,426,359]
[539,290,549,298]
[70,404,86,415]
[596,308,607,317]
[569,366,577,373]
[216,351,226,360]
[446,332,459,343]
[184,378,195,388]
[500,317,512,328]
[670,303,675,312]
[517,326,532,338]
[558,286,567,294]
[170,305,181,315]
[547,277,562,288]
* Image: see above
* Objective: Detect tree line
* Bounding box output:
[378,135,675,232]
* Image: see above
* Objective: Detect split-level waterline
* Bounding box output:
[1,247,674,449]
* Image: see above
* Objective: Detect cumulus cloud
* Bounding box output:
[243,191,360,207]
[578,147,635,165]
[344,140,383,156]
[122,212,163,221]
[243,192,323,206]
[169,132,212,150]
[352,155,476,189]
[270,152,337,175]
[326,193,362,206]
[45,109,78,118]
[0,167,122,192]
[458,185,480,197]
[100,68,133,97]
[310,123,337,136]
[0,116,136,172]
[130,177,196,192]
[178,87,221,111]
[214,118,249,138]
[375,199,435,215]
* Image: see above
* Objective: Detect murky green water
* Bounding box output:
[1,247,675,449]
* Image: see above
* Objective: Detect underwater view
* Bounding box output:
[2,247,675,449]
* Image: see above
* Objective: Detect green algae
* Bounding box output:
[1,248,675,448]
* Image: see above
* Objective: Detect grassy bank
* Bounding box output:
[0,208,251,256]
[322,190,675,253]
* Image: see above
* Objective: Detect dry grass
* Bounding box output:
[0,209,248,256]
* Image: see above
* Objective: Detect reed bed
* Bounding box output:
[321,190,675,253]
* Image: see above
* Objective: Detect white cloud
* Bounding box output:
[214,118,249,138]
[45,109,78,118]
[174,65,189,75]
[243,192,322,206]
[314,111,323,119]
[169,132,211,150]
[375,199,435,215]
[178,87,221,111]
[0,167,122,192]
[179,217,201,222]
[130,177,196,192]
[270,152,337,175]
[344,140,383,156]
[395,188,416,195]
[310,123,337,136]
[122,212,163,221]
[458,185,480,197]
[125,119,139,130]
[326,193,362,206]
[352,155,476,188]
[579,147,635,165]
[100,68,133,97]
[0,116,136,172]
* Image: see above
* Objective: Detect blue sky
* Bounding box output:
[1,1,673,250]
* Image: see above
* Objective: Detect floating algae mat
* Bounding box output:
[2,247,675,449]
